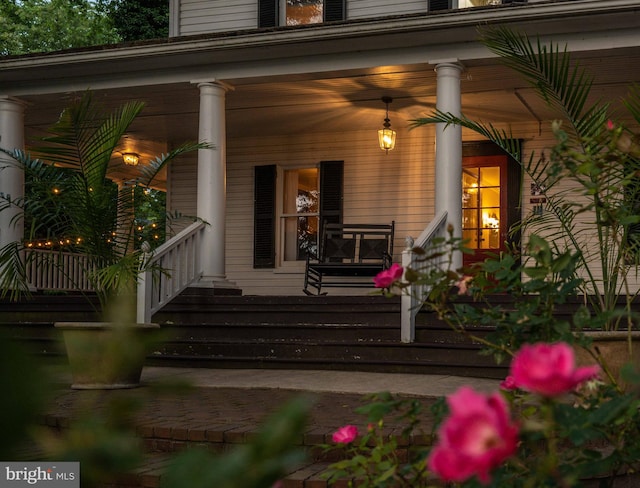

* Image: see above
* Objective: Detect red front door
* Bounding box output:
[462,155,509,267]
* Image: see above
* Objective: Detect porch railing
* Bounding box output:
[136,220,206,324]
[24,221,206,324]
[400,210,448,343]
[25,249,97,292]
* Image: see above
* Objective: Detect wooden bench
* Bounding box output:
[303,222,395,295]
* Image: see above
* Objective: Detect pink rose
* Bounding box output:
[606,119,615,131]
[500,375,518,391]
[428,387,518,485]
[373,263,403,288]
[455,275,473,295]
[332,424,358,444]
[510,342,600,397]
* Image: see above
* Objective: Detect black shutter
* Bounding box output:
[319,160,344,231]
[324,0,345,21]
[258,0,277,27]
[429,0,451,11]
[254,165,277,268]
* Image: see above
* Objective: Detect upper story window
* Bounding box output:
[429,0,514,10]
[259,0,345,28]
[285,0,323,25]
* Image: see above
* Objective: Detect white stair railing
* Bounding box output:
[137,221,206,324]
[400,210,449,343]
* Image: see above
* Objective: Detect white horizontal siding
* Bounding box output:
[510,121,640,293]
[178,0,256,36]
[348,0,426,19]
[167,154,198,237]
[173,0,543,36]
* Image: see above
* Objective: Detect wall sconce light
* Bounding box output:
[122,152,140,166]
[378,96,396,154]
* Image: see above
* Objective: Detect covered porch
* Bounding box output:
[1,3,640,324]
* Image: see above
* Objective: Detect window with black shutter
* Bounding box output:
[259,0,345,28]
[253,161,343,268]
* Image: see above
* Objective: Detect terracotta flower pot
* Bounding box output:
[575,331,640,391]
[55,322,160,389]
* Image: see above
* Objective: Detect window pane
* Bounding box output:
[462,169,479,208]
[283,167,319,261]
[283,216,318,260]
[458,0,501,7]
[463,208,478,228]
[480,228,500,249]
[479,187,500,208]
[482,209,500,229]
[479,166,500,187]
[286,0,323,25]
[283,169,318,214]
[463,229,478,248]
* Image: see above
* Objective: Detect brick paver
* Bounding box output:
[36,381,438,487]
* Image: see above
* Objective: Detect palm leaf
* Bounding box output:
[624,84,640,126]
[0,242,31,301]
[411,111,554,192]
[478,27,608,142]
[138,142,210,186]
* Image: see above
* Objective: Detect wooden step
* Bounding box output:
[0,292,508,378]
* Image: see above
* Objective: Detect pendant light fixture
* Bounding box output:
[122,152,140,166]
[378,96,396,153]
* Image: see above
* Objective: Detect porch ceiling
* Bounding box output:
[19,47,640,189]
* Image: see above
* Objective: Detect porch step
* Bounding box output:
[149,294,506,378]
[0,293,508,379]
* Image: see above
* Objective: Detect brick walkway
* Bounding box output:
[38,381,438,487]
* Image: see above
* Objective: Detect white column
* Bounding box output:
[0,97,25,251]
[434,62,464,270]
[196,81,235,288]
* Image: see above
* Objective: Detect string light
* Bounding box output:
[23,221,166,249]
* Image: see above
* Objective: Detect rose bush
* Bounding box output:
[323,338,640,487]
[324,26,640,487]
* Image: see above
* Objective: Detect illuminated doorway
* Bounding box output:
[462,154,510,267]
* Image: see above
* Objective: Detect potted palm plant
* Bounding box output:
[0,92,206,388]
[413,27,640,385]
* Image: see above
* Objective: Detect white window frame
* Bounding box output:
[275,164,320,272]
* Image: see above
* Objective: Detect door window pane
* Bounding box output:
[479,166,500,187]
[463,208,478,228]
[463,229,479,248]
